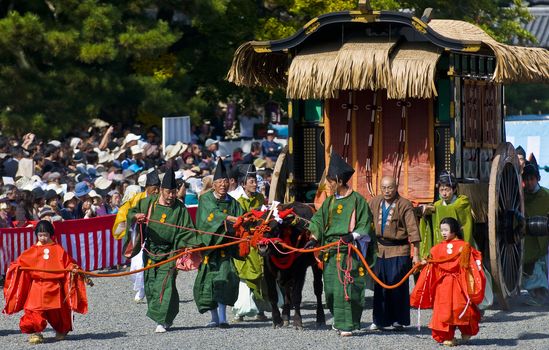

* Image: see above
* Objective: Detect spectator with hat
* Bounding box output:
[44,189,61,218]
[31,187,46,219]
[0,194,15,228]
[38,205,62,222]
[261,129,282,162]
[74,182,93,219]
[88,190,108,216]
[60,192,78,220]
[205,139,220,160]
[121,133,141,149]
[107,190,121,214]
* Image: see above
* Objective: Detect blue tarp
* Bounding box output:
[505,115,549,188]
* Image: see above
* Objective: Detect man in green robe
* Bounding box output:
[307,152,375,337]
[230,164,268,321]
[127,168,199,333]
[193,160,244,327]
[419,171,475,259]
[522,160,549,304]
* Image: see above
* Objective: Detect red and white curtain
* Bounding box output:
[0,215,121,274]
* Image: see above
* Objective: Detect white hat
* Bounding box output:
[91,118,109,128]
[123,133,140,147]
[63,192,76,204]
[97,150,113,164]
[137,173,147,187]
[15,176,33,190]
[205,138,219,148]
[48,140,61,147]
[94,176,113,190]
[131,144,143,155]
[113,148,126,160]
[165,142,184,160]
[88,189,102,199]
[46,183,64,195]
[70,137,82,149]
[2,176,14,185]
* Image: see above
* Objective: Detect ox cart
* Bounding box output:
[228,3,549,308]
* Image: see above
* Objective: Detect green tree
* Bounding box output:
[0,1,541,138]
[0,1,185,137]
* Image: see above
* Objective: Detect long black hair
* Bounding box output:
[34,220,55,237]
[440,217,463,239]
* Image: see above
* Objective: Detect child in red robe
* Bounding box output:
[411,217,486,346]
[3,220,88,344]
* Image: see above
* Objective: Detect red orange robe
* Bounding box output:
[3,242,88,334]
[411,239,485,343]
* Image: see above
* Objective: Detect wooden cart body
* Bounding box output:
[229,9,549,308]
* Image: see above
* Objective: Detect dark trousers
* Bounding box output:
[373,255,412,327]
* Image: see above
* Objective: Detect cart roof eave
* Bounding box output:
[227,10,549,100]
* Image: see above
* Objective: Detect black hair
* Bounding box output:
[251,142,261,152]
[326,175,348,186]
[35,220,55,237]
[437,170,457,190]
[43,144,58,157]
[85,151,99,164]
[440,217,463,239]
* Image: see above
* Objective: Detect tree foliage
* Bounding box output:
[0,0,541,137]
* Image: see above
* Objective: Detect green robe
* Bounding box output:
[127,195,198,326]
[236,192,265,212]
[234,191,266,295]
[419,195,475,259]
[523,186,549,265]
[308,191,375,332]
[193,190,244,313]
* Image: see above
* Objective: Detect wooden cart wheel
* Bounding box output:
[488,142,525,309]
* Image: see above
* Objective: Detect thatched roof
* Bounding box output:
[227,11,549,99]
[388,43,441,100]
[287,38,397,99]
[429,20,549,83]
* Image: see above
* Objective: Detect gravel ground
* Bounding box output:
[1,269,549,350]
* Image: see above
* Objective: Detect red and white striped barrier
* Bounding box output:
[0,215,121,274]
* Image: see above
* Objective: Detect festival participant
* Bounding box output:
[193,160,243,328]
[3,220,88,344]
[235,164,265,211]
[127,168,198,333]
[307,152,374,337]
[411,217,485,346]
[419,171,475,259]
[231,164,268,322]
[114,171,161,304]
[516,146,526,172]
[521,159,549,305]
[368,176,420,331]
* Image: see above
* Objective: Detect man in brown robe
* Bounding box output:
[369,176,420,330]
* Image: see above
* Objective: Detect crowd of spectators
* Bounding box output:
[0,119,283,228]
